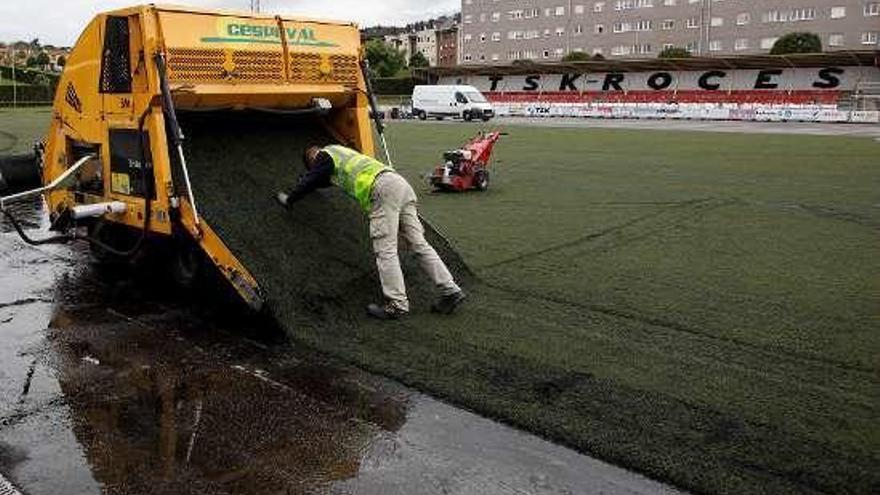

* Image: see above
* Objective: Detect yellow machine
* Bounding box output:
[4,5,386,310]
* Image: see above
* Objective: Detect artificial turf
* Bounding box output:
[0,107,50,153]
[3,108,878,494]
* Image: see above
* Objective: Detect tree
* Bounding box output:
[658,46,692,59]
[364,39,407,78]
[56,55,66,68]
[562,51,592,62]
[36,51,51,70]
[26,56,37,67]
[409,51,429,68]
[770,32,822,55]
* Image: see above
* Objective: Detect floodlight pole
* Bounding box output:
[11,48,17,109]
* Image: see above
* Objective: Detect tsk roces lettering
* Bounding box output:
[487,68,844,92]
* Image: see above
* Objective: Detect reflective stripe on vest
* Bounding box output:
[323,145,393,211]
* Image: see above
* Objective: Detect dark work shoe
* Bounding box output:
[367,303,408,320]
[432,291,466,315]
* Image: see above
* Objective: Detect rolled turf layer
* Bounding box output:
[182,114,879,495]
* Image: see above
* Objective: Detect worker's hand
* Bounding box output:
[275,192,290,208]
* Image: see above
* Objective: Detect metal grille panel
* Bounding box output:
[166,49,284,84]
[165,49,358,87]
[289,53,359,88]
[100,16,132,93]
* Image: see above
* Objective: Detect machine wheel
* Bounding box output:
[463,111,473,122]
[481,115,491,122]
[418,110,427,120]
[474,169,490,191]
[170,236,204,290]
[88,220,129,264]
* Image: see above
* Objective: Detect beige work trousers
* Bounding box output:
[369,172,460,311]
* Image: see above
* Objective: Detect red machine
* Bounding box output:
[429,131,505,192]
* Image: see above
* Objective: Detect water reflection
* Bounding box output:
[45,261,412,494]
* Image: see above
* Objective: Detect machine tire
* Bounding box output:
[474,169,490,191]
[170,236,203,290]
[463,111,473,122]
[418,110,427,120]
[481,115,491,122]
[88,220,128,264]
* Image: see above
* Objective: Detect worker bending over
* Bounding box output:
[276,144,465,320]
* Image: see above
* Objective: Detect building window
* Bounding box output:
[661,19,674,30]
[862,32,878,45]
[574,25,584,35]
[790,8,816,21]
[464,15,472,24]
[830,7,846,19]
[491,32,501,42]
[479,33,486,43]
[709,40,722,52]
[556,27,565,36]
[613,22,632,33]
[866,4,880,16]
[763,10,786,23]
[595,24,605,34]
[554,48,564,57]
[664,0,676,5]
[686,17,699,28]
[479,13,486,22]
[736,13,750,25]
[594,2,605,13]
[543,50,551,58]
[575,4,585,14]
[710,17,723,27]
[828,34,844,46]
[734,38,749,50]
[492,12,500,22]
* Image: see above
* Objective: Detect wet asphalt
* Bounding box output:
[0,200,682,495]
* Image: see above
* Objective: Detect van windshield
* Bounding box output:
[464,91,487,103]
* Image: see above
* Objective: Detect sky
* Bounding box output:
[0,0,460,46]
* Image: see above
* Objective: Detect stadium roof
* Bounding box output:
[420,50,879,78]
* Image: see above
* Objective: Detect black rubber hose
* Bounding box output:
[0,207,73,245]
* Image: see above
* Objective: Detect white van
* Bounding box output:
[412,85,494,122]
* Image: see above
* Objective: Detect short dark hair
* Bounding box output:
[302,143,323,168]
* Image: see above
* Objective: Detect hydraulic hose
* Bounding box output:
[359,59,394,166]
[0,207,73,246]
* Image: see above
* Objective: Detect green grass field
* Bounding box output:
[0,107,49,152]
[2,109,878,494]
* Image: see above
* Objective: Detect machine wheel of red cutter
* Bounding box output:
[429,131,505,192]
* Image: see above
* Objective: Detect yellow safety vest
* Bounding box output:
[323,145,393,212]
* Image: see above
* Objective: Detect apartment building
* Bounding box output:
[415,27,439,65]
[437,25,461,66]
[460,0,880,63]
